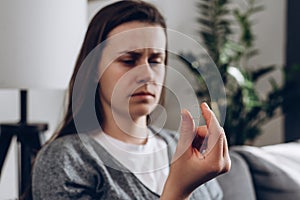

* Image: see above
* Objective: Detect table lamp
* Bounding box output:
[0,0,87,197]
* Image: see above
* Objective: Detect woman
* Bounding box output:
[32,0,230,199]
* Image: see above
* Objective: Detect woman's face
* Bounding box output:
[98,21,166,121]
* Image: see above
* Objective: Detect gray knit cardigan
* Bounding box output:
[32,128,223,200]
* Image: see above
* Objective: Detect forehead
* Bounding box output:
[105,21,167,53]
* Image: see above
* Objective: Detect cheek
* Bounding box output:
[155,67,166,84]
[99,63,123,87]
[100,68,132,99]
[99,67,120,98]
[99,75,112,101]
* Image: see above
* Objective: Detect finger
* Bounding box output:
[200,102,222,131]
[221,128,229,158]
[176,109,196,156]
[200,102,223,152]
[221,131,231,172]
[192,126,208,150]
[196,126,208,138]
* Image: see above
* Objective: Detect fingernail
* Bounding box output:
[181,111,188,121]
[202,102,209,109]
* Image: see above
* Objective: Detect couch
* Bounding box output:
[216,140,300,200]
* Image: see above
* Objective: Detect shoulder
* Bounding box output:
[32,134,110,199]
[32,134,105,186]
[190,179,223,200]
[36,134,86,159]
[34,134,100,171]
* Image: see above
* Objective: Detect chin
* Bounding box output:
[129,104,156,118]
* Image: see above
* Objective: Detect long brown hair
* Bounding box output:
[51,0,168,140]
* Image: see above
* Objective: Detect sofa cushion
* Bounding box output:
[217,151,256,200]
[232,141,300,200]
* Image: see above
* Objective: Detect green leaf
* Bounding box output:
[197,18,213,27]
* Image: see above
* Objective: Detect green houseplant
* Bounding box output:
[179,0,282,145]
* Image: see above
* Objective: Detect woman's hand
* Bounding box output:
[161,103,231,200]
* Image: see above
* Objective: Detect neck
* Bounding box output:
[102,111,149,145]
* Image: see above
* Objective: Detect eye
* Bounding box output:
[148,53,165,67]
[149,62,160,68]
[121,59,136,66]
[149,59,164,68]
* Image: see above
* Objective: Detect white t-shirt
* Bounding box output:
[92,129,170,195]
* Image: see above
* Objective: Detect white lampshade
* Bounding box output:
[0,0,87,89]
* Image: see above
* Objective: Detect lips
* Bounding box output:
[131,91,155,97]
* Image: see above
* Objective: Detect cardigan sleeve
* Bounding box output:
[32,136,105,200]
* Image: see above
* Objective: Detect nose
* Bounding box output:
[136,61,154,84]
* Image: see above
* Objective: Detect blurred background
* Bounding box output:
[0,0,299,199]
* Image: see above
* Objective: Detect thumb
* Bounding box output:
[176,109,196,155]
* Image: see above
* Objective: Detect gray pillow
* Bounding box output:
[217,151,256,200]
[233,142,300,200]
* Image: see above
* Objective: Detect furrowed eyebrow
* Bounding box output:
[118,49,165,56]
[118,51,142,57]
[150,52,165,57]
